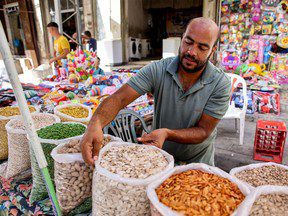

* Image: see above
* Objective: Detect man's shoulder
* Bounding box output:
[209,63,230,84]
[142,56,177,72]
[59,35,69,42]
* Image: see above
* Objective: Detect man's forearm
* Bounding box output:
[165,127,210,144]
[88,95,124,129]
[52,53,67,62]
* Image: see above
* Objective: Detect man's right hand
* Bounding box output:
[80,123,104,165]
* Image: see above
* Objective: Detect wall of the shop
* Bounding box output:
[127,0,149,38]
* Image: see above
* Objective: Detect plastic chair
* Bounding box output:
[222,73,248,145]
[103,109,150,143]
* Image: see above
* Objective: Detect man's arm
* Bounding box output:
[89,84,141,129]
[50,48,69,63]
[81,84,141,165]
[138,113,220,148]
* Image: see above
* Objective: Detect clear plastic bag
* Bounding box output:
[230,162,288,190]
[3,113,60,179]
[29,122,86,204]
[92,142,174,216]
[234,185,288,216]
[0,105,38,160]
[147,163,251,216]
[54,104,92,125]
[51,141,93,215]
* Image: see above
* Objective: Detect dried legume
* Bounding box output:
[0,106,36,160]
[250,193,288,216]
[30,123,86,204]
[37,123,86,139]
[59,106,89,118]
[156,170,245,216]
[234,165,288,187]
[5,113,60,178]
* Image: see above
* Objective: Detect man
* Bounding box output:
[82,31,97,52]
[92,57,105,76]
[47,22,70,66]
[81,17,231,166]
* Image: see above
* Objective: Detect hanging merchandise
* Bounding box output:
[221,47,241,71]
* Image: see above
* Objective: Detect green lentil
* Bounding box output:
[37,123,86,140]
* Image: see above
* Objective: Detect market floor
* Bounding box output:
[215,113,288,172]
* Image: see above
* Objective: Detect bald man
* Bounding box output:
[81,17,231,166]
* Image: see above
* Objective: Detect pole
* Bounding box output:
[0,21,62,216]
[54,0,63,33]
[75,0,82,48]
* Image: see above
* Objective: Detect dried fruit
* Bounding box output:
[156,170,245,216]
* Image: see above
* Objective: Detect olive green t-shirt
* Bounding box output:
[127,56,231,166]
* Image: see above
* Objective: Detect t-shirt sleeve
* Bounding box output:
[203,74,231,119]
[126,62,157,95]
[60,37,70,51]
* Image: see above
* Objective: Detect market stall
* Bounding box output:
[219,0,288,116]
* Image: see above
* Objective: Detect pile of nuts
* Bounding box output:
[58,136,112,154]
[100,145,168,179]
[55,157,93,213]
[59,106,89,118]
[234,165,288,187]
[250,193,288,215]
[93,144,169,216]
[5,114,59,178]
[156,170,245,216]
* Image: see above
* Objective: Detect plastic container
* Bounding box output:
[254,120,287,163]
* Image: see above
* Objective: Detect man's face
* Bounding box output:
[47,27,56,37]
[179,23,217,73]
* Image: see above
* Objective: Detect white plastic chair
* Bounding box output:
[222,73,248,145]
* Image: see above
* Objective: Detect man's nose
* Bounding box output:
[187,45,197,57]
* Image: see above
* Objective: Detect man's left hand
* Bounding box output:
[49,58,55,65]
[137,128,168,149]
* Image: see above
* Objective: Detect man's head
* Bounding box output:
[82,31,92,39]
[178,17,220,74]
[47,22,59,37]
[96,57,100,67]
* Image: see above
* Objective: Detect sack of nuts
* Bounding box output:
[2,113,60,179]
[147,163,250,216]
[29,122,87,204]
[230,162,288,190]
[51,134,122,214]
[54,104,92,125]
[235,185,288,216]
[92,142,174,216]
[0,105,38,160]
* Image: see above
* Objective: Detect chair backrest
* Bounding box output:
[227,73,248,113]
[103,109,150,143]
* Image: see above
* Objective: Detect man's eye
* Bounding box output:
[185,39,193,44]
[199,46,208,51]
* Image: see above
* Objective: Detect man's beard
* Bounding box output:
[179,49,212,74]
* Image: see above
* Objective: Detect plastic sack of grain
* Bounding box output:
[234,185,288,216]
[29,122,86,204]
[51,134,122,214]
[230,162,288,190]
[54,104,92,125]
[0,106,37,160]
[147,163,250,216]
[2,113,60,179]
[92,142,174,216]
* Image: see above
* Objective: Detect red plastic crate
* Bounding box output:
[254,120,287,163]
